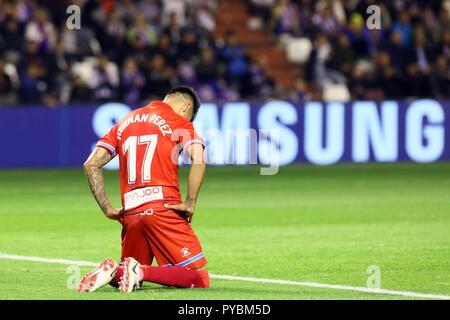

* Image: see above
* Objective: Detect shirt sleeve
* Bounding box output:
[96,125,119,157]
[175,122,204,154]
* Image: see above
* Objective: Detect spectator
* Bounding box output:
[68,74,92,104]
[331,35,356,77]
[116,0,138,25]
[121,57,145,105]
[162,0,187,27]
[373,51,405,99]
[24,8,57,52]
[220,31,250,91]
[0,17,24,63]
[90,55,119,102]
[50,41,71,103]
[385,31,409,72]
[272,0,300,34]
[144,53,178,98]
[312,5,341,35]
[154,33,177,66]
[101,9,127,58]
[392,11,413,47]
[438,7,450,34]
[344,13,369,57]
[408,27,435,75]
[296,0,315,35]
[194,2,216,34]
[126,13,158,52]
[139,0,161,22]
[431,55,450,97]
[177,29,200,62]
[0,56,17,105]
[437,29,450,60]
[163,12,183,45]
[247,0,275,23]
[195,47,220,83]
[248,56,274,99]
[59,21,100,58]
[404,27,435,97]
[289,78,310,103]
[18,40,51,104]
[310,33,333,91]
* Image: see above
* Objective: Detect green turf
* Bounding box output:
[0,163,449,300]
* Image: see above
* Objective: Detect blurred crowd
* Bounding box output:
[0,0,255,106]
[0,0,449,107]
[248,0,450,100]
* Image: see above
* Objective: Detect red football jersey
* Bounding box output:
[96,101,204,213]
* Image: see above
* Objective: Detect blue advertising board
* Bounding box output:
[0,99,449,168]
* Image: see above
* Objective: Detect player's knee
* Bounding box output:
[185,264,209,288]
[195,265,207,272]
[196,269,210,288]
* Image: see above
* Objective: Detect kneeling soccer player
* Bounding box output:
[77,86,209,293]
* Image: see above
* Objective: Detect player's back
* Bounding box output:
[97,101,202,214]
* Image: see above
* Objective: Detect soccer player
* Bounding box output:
[77,86,209,293]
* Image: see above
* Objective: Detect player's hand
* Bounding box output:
[104,207,123,221]
[164,202,194,223]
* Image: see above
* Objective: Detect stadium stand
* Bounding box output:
[0,0,449,107]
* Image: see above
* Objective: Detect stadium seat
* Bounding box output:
[322,81,351,102]
[286,38,312,64]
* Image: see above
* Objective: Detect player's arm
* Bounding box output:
[84,147,122,221]
[185,143,206,214]
[165,143,205,223]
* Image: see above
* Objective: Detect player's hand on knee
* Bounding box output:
[164,202,194,223]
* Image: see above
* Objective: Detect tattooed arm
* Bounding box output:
[84,147,122,221]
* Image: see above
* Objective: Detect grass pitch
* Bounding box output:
[0,163,449,300]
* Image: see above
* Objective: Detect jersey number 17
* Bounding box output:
[123,134,158,184]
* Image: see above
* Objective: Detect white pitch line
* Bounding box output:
[0,253,97,267]
[209,274,450,300]
[1,252,449,300]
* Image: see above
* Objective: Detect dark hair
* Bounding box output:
[166,86,201,121]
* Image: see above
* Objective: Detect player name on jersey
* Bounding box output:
[117,113,173,141]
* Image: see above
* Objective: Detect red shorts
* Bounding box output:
[120,203,207,270]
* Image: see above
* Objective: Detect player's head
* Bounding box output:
[163,86,200,122]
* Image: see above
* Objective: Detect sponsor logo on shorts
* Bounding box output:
[139,209,154,216]
[124,186,163,210]
[181,247,191,258]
